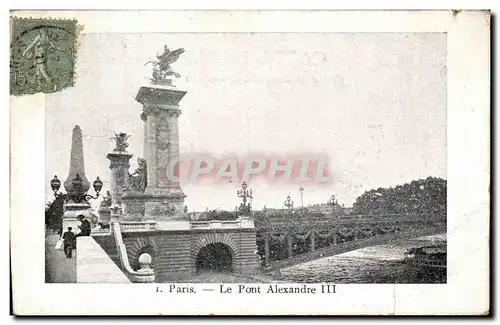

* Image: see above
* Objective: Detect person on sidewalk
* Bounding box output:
[62,227,76,258]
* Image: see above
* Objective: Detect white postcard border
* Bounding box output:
[10,10,490,315]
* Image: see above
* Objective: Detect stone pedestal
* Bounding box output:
[98,206,111,225]
[136,84,188,221]
[106,151,133,206]
[62,202,91,232]
[121,193,147,221]
[237,215,255,228]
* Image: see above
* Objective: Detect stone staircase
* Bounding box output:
[92,234,121,268]
[76,236,130,283]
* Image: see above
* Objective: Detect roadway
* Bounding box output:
[45,231,76,283]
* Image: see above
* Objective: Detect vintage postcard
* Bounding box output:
[10,10,490,315]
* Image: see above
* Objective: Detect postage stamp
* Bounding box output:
[9,17,77,96]
[9,10,490,316]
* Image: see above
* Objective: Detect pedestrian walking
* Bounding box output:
[62,227,76,258]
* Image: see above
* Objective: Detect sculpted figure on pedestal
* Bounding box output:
[100,190,112,207]
[110,132,131,152]
[144,45,185,84]
[129,158,147,193]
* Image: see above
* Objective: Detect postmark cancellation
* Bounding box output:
[10,17,78,96]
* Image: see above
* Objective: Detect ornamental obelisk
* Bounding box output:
[64,125,91,194]
[135,45,187,222]
[62,125,92,230]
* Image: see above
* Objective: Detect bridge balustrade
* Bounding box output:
[253,212,446,270]
[120,221,157,232]
[190,219,251,230]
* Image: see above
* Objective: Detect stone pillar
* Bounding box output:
[106,152,133,206]
[141,112,148,161]
[166,111,182,193]
[287,235,293,258]
[144,111,157,192]
[310,231,316,252]
[136,84,188,221]
[264,233,270,266]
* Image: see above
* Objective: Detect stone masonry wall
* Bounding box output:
[122,228,260,282]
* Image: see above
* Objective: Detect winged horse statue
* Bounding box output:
[145,45,185,83]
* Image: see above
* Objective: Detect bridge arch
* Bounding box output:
[192,233,240,272]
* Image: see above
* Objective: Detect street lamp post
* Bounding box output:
[50,173,103,204]
[299,186,304,209]
[284,195,294,211]
[328,194,337,208]
[237,181,253,215]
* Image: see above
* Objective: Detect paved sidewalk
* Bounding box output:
[45,232,76,283]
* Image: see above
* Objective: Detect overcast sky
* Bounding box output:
[46,32,446,211]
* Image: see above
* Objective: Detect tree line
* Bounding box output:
[352,176,446,215]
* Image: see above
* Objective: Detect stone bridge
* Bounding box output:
[93,218,260,281]
[92,212,445,281]
[253,212,446,271]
